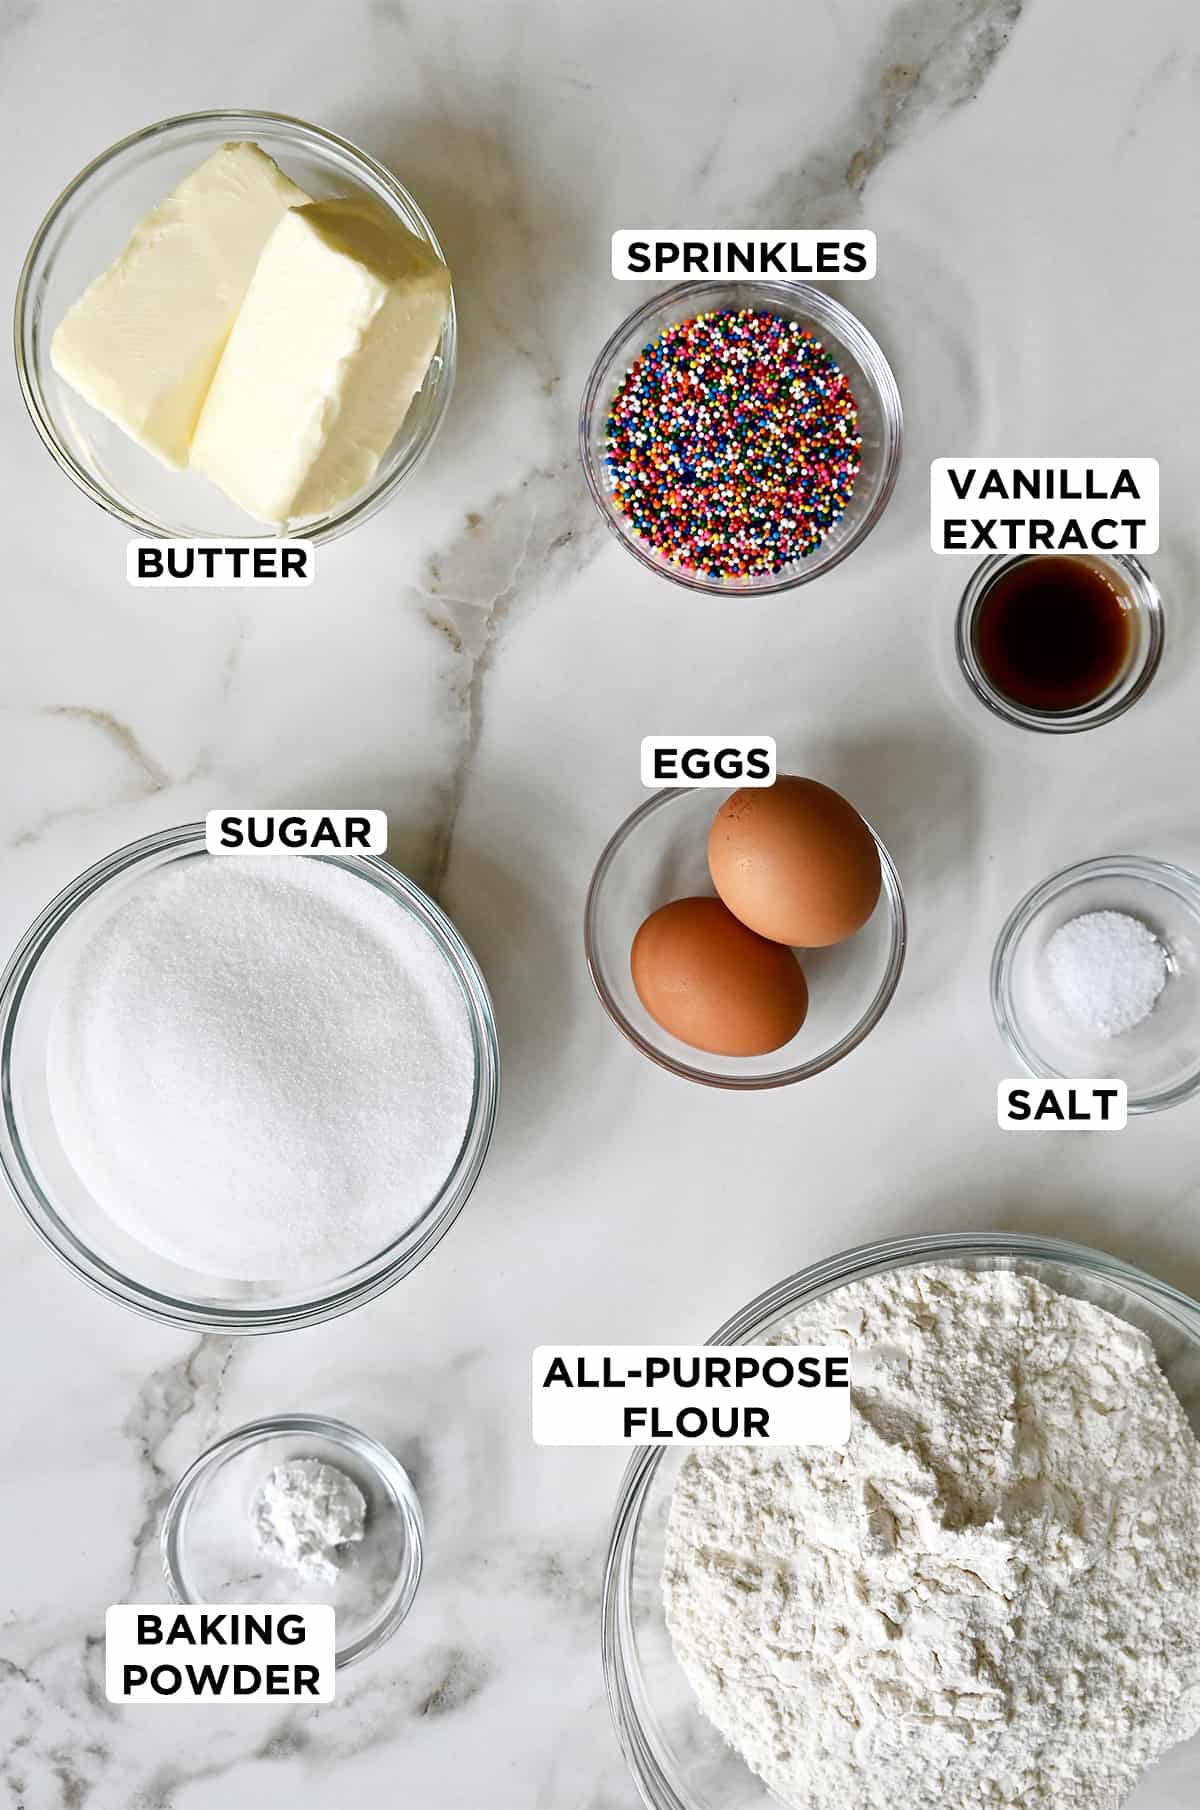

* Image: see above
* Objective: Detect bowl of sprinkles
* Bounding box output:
[580,280,902,594]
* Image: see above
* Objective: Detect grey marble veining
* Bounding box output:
[2,0,1199,1805]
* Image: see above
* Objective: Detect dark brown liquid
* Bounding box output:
[974,557,1133,712]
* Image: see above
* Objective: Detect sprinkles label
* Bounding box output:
[603,309,862,581]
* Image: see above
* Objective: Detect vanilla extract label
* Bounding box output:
[930,459,1158,555]
[532,1345,851,1446]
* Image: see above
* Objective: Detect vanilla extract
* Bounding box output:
[973,556,1133,712]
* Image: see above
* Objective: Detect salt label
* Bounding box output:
[533,1345,851,1445]
[930,458,1158,554]
[997,1080,1128,1130]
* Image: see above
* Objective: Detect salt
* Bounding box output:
[48,852,475,1279]
[1045,908,1167,1038]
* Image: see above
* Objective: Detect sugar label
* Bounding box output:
[205,810,388,855]
[641,736,776,788]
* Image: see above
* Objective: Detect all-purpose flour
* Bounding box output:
[663,1266,1200,1809]
[47,852,475,1280]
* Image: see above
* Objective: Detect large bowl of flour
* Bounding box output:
[602,1232,1200,1810]
[0,824,499,1331]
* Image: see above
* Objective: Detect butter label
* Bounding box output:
[533,1345,851,1445]
[612,229,875,281]
[127,539,314,586]
[931,459,1158,555]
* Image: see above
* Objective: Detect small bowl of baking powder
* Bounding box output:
[992,854,1200,1114]
[162,1415,423,1668]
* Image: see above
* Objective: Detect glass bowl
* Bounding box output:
[0,824,499,1331]
[955,554,1163,732]
[584,787,905,1088]
[579,280,902,596]
[992,855,1200,1114]
[602,1230,1200,1810]
[14,110,456,542]
[162,1415,423,1668]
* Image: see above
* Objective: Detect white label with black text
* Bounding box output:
[106,1605,335,1704]
[127,540,314,586]
[205,810,388,855]
[930,459,1158,555]
[997,1080,1127,1129]
[532,1345,851,1446]
[612,230,875,281]
[641,736,776,789]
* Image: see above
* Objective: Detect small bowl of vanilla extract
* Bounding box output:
[955,553,1163,733]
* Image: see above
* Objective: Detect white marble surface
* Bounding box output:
[2,0,1200,1805]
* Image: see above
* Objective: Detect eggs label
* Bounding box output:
[106,1606,335,1704]
[127,540,314,585]
[205,810,389,855]
[612,229,875,281]
[997,1080,1127,1129]
[532,1346,851,1446]
[930,458,1158,554]
[641,736,776,788]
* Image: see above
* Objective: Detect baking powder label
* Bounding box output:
[532,1346,851,1445]
[106,1606,335,1704]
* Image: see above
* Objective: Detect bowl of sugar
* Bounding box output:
[992,854,1200,1114]
[0,825,499,1330]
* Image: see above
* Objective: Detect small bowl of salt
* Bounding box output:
[992,855,1200,1113]
[161,1415,423,1668]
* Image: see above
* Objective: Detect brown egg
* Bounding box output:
[708,776,881,948]
[630,896,808,1057]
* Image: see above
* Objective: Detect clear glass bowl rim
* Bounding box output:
[954,553,1164,733]
[990,852,1200,1113]
[0,822,500,1332]
[13,108,457,545]
[578,278,903,596]
[160,1412,424,1668]
[601,1228,1200,1810]
[583,786,907,1089]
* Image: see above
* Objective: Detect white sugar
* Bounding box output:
[47,853,475,1279]
[1045,908,1167,1038]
